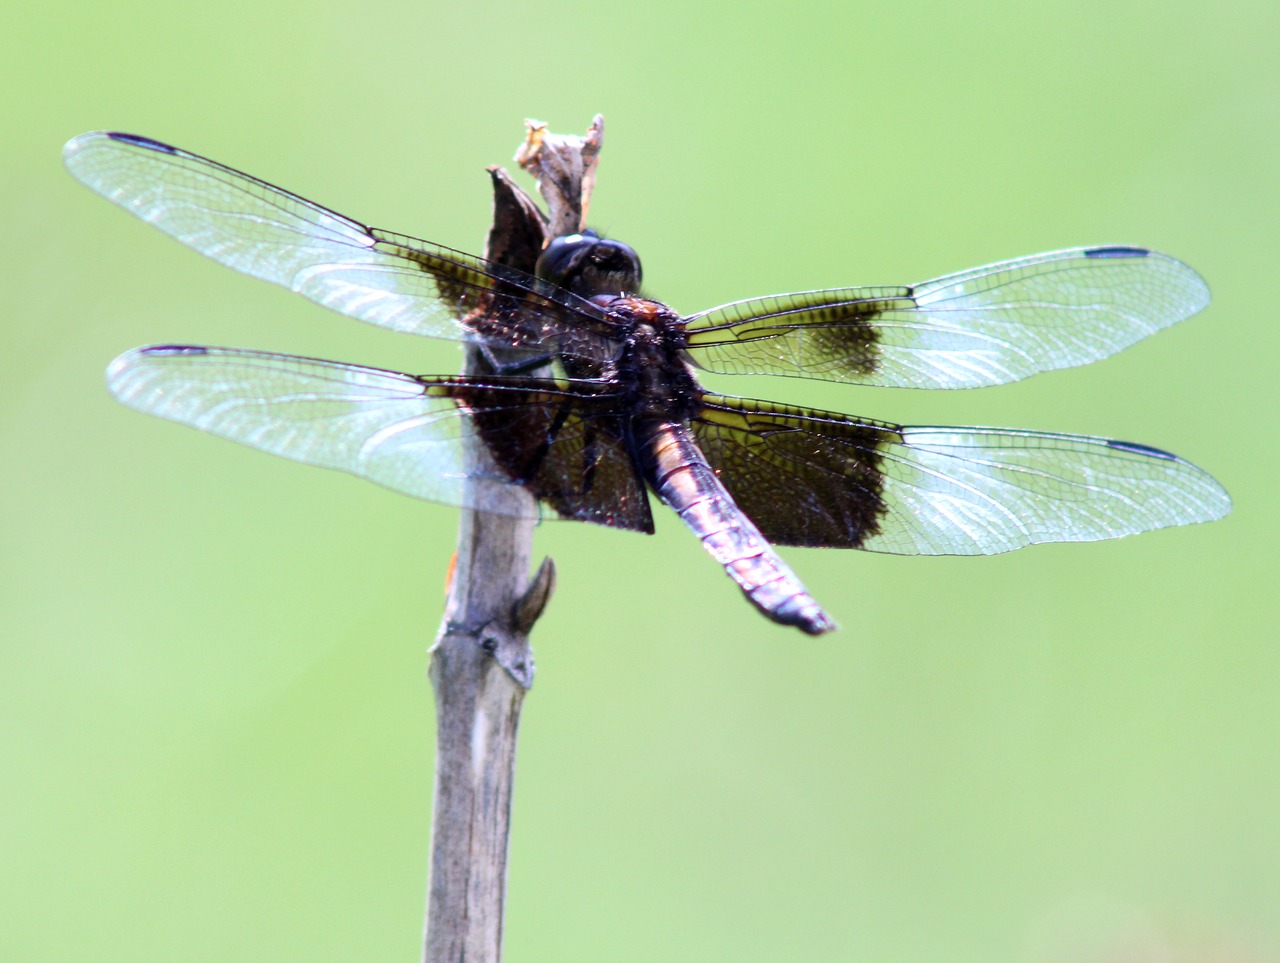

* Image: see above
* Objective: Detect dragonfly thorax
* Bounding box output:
[597,296,700,420]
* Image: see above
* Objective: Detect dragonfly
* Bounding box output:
[64,131,1231,634]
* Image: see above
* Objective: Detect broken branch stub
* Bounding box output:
[515,114,604,237]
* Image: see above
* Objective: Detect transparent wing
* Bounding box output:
[65,132,616,357]
[872,426,1231,554]
[684,246,1210,388]
[106,345,652,530]
[693,395,1231,553]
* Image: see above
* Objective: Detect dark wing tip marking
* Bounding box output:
[1084,245,1151,259]
[1106,438,1178,460]
[104,132,178,153]
[139,344,210,357]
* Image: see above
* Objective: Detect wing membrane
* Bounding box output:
[692,395,1231,553]
[685,246,1210,388]
[65,132,617,359]
[106,345,652,530]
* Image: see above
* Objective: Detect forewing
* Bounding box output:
[65,132,618,359]
[106,346,652,531]
[684,246,1209,388]
[692,395,1231,553]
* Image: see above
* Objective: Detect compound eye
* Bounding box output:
[535,233,594,287]
[536,233,642,298]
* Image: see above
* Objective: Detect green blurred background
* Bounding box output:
[4,1,1276,960]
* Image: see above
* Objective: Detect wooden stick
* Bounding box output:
[422,117,601,963]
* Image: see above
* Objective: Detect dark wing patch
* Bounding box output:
[683,247,1209,388]
[684,288,905,383]
[691,396,895,548]
[446,378,653,532]
[693,394,1231,554]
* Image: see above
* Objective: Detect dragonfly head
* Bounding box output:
[536,230,642,299]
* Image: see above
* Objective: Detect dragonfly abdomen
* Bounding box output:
[640,421,836,635]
